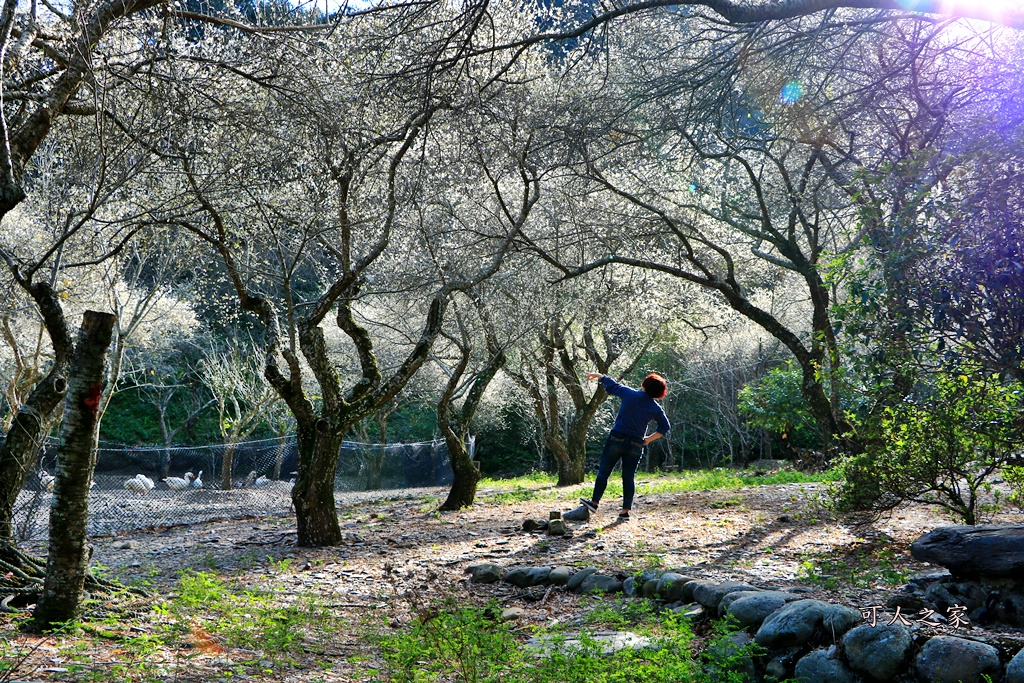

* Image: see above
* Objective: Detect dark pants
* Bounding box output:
[591,431,643,510]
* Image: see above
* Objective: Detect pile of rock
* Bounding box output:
[464,561,1024,682]
[905,525,1024,629]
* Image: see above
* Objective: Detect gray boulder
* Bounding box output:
[915,635,1002,683]
[466,562,501,584]
[623,576,638,597]
[1006,647,1024,683]
[547,566,573,585]
[756,600,861,649]
[580,574,623,594]
[640,579,660,599]
[693,580,758,613]
[726,591,799,629]
[566,567,597,592]
[793,649,857,683]
[681,579,715,604]
[924,580,986,614]
[842,623,913,681]
[910,525,1024,579]
[527,567,552,585]
[503,566,551,588]
[656,573,690,601]
[563,505,590,522]
[547,519,567,536]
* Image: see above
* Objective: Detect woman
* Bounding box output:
[571,372,670,521]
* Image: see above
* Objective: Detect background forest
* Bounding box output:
[2,0,1024,553]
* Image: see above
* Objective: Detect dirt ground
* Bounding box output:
[5,478,1024,682]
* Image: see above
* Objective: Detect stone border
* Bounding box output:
[465,563,1024,683]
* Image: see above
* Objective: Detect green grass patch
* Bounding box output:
[798,542,908,590]
[374,598,763,683]
[477,468,833,506]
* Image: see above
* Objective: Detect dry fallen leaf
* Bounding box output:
[186,622,224,655]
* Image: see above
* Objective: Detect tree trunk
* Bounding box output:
[30,311,115,631]
[291,421,343,547]
[439,435,480,511]
[0,284,72,545]
[221,441,236,490]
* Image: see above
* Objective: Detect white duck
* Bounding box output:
[162,472,195,491]
[39,470,55,491]
[191,470,203,489]
[253,475,270,488]
[124,474,155,493]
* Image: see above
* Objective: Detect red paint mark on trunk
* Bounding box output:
[83,384,102,415]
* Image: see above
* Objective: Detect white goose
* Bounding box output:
[192,470,203,489]
[162,472,195,491]
[253,475,270,488]
[123,474,155,493]
[39,470,55,491]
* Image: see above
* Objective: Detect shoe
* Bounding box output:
[564,504,590,522]
[618,510,630,521]
[580,498,598,512]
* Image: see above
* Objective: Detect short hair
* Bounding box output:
[641,373,667,399]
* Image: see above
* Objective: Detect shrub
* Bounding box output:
[832,370,1020,524]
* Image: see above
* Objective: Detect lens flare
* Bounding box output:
[780,80,804,105]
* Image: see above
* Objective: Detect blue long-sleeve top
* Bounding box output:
[600,375,671,443]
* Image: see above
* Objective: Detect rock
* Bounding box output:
[500,607,525,621]
[1006,647,1024,683]
[886,593,926,612]
[504,567,550,588]
[563,505,590,522]
[681,579,714,603]
[842,623,913,681]
[991,588,1024,627]
[640,579,660,599]
[925,580,987,615]
[117,540,137,550]
[579,574,623,594]
[527,631,652,656]
[522,519,541,532]
[549,510,562,520]
[726,591,800,629]
[915,635,1002,683]
[908,569,953,587]
[526,567,552,586]
[693,581,758,613]
[821,602,863,637]
[566,567,598,592]
[547,566,573,586]
[655,573,690,601]
[910,525,1024,579]
[756,600,861,649]
[764,647,801,680]
[465,562,501,584]
[547,519,567,536]
[794,649,857,683]
[623,577,638,597]
[673,603,704,620]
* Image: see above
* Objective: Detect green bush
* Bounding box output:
[832,370,1021,524]
[737,362,823,451]
[1007,466,1024,509]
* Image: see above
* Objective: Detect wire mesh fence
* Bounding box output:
[12,436,452,541]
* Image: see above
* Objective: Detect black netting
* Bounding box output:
[11,437,452,541]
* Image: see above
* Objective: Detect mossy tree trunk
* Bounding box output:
[30,310,116,631]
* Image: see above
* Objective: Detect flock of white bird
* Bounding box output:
[36,468,280,494]
[122,470,204,493]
